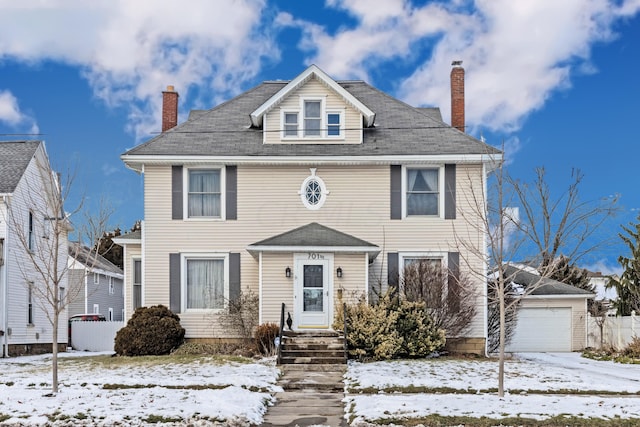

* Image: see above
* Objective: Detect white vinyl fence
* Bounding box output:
[70,321,125,352]
[587,312,638,349]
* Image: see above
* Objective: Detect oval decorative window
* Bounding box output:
[299,168,328,210]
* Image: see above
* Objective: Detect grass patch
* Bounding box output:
[59,353,254,371]
[349,385,640,396]
[369,414,640,426]
[0,414,10,422]
[142,415,185,424]
[102,383,271,392]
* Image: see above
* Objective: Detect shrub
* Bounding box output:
[255,323,280,356]
[622,336,640,358]
[114,305,185,356]
[339,291,445,361]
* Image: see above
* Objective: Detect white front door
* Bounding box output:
[294,253,332,329]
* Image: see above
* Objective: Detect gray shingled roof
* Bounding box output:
[0,140,41,193]
[503,264,594,296]
[123,80,500,158]
[251,222,378,248]
[69,242,123,276]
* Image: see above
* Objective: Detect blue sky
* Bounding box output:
[0,0,638,273]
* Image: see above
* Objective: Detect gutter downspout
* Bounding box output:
[1,195,10,357]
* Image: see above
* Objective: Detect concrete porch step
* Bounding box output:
[280,356,346,365]
[282,343,345,351]
[281,349,346,358]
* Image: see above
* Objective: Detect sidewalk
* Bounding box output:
[260,365,347,427]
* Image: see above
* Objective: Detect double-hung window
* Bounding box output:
[185,256,227,310]
[28,211,34,252]
[406,168,440,216]
[303,100,321,137]
[401,254,445,307]
[284,112,299,137]
[133,259,142,309]
[188,169,221,218]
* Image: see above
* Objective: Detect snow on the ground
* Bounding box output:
[2,351,640,425]
[0,351,281,426]
[346,352,640,424]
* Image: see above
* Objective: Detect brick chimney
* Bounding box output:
[450,61,465,132]
[162,85,179,132]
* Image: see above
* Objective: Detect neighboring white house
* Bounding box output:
[0,140,68,357]
[118,64,502,354]
[68,243,125,321]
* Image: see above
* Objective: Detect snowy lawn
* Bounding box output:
[0,351,281,426]
[345,352,640,426]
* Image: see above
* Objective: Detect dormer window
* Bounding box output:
[281,98,345,140]
[303,100,321,137]
[284,112,298,137]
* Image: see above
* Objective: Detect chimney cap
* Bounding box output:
[451,60,463,67]
[165,85,175,92]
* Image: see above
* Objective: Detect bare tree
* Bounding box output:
[402,261,477,337]
[456,155,617,397]
[7,159,112,394]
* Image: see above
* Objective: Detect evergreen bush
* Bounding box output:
[114,305,185,356]
[338,291,445,361]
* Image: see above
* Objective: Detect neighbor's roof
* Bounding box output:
[122,78,501,161]
[112,229,142,244]
[69,242,123,276]
[0,140,42,193]
[247,222,380,258]
[502,264,594,297]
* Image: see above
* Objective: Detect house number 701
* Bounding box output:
[308,253,324,259]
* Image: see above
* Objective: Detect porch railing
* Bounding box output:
[277,302,285,365]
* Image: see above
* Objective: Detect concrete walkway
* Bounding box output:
[260,365,347,427]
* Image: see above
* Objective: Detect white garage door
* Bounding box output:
[506,307,572,352]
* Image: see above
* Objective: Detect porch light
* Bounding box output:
[336,267,343,278]
[285,267,291,278]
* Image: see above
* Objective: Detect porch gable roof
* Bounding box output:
[247,222,379,259]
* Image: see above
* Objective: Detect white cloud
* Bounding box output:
[0,90,39,134]
[0,0,277,140]
[289,0,640,133]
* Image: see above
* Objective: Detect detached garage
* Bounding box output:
[503,265,594,353]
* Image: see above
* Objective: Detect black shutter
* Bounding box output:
[229,253,241,303]
[390,165,402,219]
[387,252,399,295]
[169,253,181,313]
[448,252,460,311]
[444,164,456,219]
[171,166,183,220]
[226,166,237,220]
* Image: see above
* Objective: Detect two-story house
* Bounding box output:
[119,64,501,354]
[68,243,125,321]
[0,140,68,356]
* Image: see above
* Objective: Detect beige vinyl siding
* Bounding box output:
[519,297,589,351]
[261,253,294,325]
[143,162,487,338]
[264,77,363,144]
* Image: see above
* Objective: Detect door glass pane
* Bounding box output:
[303,265,323,312]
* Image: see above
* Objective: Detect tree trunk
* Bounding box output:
[498,277,505,397]
[52,310,59,394]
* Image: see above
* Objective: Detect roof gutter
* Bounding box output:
[121,153,503,173]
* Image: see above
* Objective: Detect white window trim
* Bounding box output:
[302,98,324,138]
[93,303,100,314]
[401,165,445,219]
[108,281,115,295]
[325,109,344,139]
[298,168,329,211]
[132,257,143,309]
[183,166,226,221]
[93,272,99,284]
[180,252,229,313]
[398,251,448,294]
[281,110,299,139]
[108,307,114,321]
